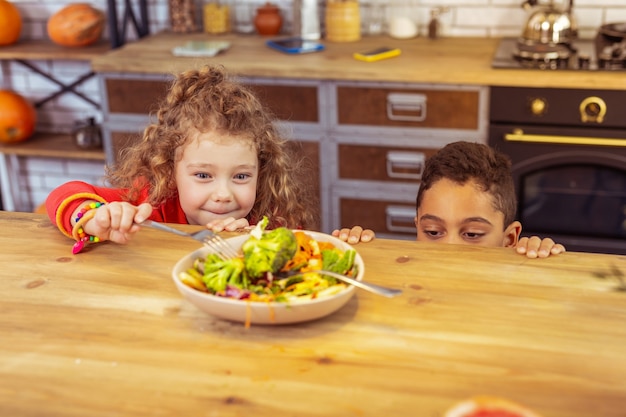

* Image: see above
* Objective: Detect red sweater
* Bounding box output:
[46,181,188,239]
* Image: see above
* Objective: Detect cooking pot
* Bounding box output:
[519,0,577,46]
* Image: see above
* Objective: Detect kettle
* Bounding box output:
[72,117,102,149]
[519,0,577,46]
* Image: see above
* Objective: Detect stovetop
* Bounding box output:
[492,37,620,71]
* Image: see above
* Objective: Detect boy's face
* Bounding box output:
[414,178,521,248]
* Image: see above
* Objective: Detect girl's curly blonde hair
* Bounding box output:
[105,65,318,229]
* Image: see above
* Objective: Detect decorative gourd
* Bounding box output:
[0,90,37,144]
[47,3,105,47]
[0,0,22,46]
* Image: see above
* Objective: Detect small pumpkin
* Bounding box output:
[47,3,105,47]
[0,0,22,46]
[0,90,37,144]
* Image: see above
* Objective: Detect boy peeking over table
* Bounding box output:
[414,141,566,258]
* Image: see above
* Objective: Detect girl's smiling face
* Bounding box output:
[415,178,521,247]
[175,131,258,226]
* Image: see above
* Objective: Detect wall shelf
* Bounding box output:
[0,40,110,109]
[0,133,105,212]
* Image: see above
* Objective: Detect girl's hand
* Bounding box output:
[205,217,250,232]
[83,201,153,244]
[332,226,375,244]
[516,236,566,258]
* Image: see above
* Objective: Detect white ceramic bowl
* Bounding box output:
[171,230,364,325]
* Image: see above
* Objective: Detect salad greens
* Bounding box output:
[178,216,358,302]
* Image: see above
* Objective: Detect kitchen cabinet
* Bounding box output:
[328,81,488,239]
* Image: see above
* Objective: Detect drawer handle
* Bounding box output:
[386,93,427,122]
[385,205,417,233]
[386,151,425,180]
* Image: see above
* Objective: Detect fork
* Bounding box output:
[139,220,239,260]
[282,270,403,298]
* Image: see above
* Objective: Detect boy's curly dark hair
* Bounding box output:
[105,65,317,229]
[415,141,517,228]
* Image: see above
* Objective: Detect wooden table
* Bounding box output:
[1,211,625,417]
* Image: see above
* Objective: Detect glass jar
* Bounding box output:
[387,0,419,39]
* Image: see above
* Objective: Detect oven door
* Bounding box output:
[490,124,626,255]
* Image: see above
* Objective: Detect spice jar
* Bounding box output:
[325,0,361,42]
[168,0,198,33]
[254,3,282,36]
[203,3,230,34]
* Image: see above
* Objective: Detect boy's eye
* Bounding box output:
[463,231,486,240]
[423,229,443,238]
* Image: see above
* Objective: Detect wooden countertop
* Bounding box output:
[91,31,626,90]
[2,211,625,417]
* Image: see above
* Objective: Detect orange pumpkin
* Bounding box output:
[0,0,22,46]
[0,90,37,144]
[47,3,105,47]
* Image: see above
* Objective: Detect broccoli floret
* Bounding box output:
[242,216,297,278]
[201,255,246,293]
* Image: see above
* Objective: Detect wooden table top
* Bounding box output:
[1,211,625,417]
[90,31,626,90]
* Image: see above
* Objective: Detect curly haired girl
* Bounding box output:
[46,65,373,253]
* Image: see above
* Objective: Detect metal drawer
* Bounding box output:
[335,85,480,130]
[338,144,437,182]
[339,198,416,238]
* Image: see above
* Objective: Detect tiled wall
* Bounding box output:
[1,0,625,211]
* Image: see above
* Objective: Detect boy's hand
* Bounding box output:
[332,226,375,244]
[83,201,153,244]
[205,217,250,232]
[516,236,566,258]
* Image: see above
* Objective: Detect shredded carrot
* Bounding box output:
[245,300,251,329]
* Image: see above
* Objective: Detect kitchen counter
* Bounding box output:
[91,31,626,90]
[1,211,625,417]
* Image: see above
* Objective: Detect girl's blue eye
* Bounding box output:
[195,173,210,179]
[234,173,251,181]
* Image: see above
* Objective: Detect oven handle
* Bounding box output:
[504,129,626,147]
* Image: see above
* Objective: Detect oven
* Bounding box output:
[489,86,626,255]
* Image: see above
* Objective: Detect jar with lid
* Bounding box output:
[325,0,361,42]
[387,0,419,39]
[254,2,282,35]
[203,2,230,34]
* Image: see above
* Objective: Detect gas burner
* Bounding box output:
[492,38,607,71]
[596,23,626,70]
[512,41,574,69]
[598,41,626,70]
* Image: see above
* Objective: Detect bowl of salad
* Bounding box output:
[171,217,364,325]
